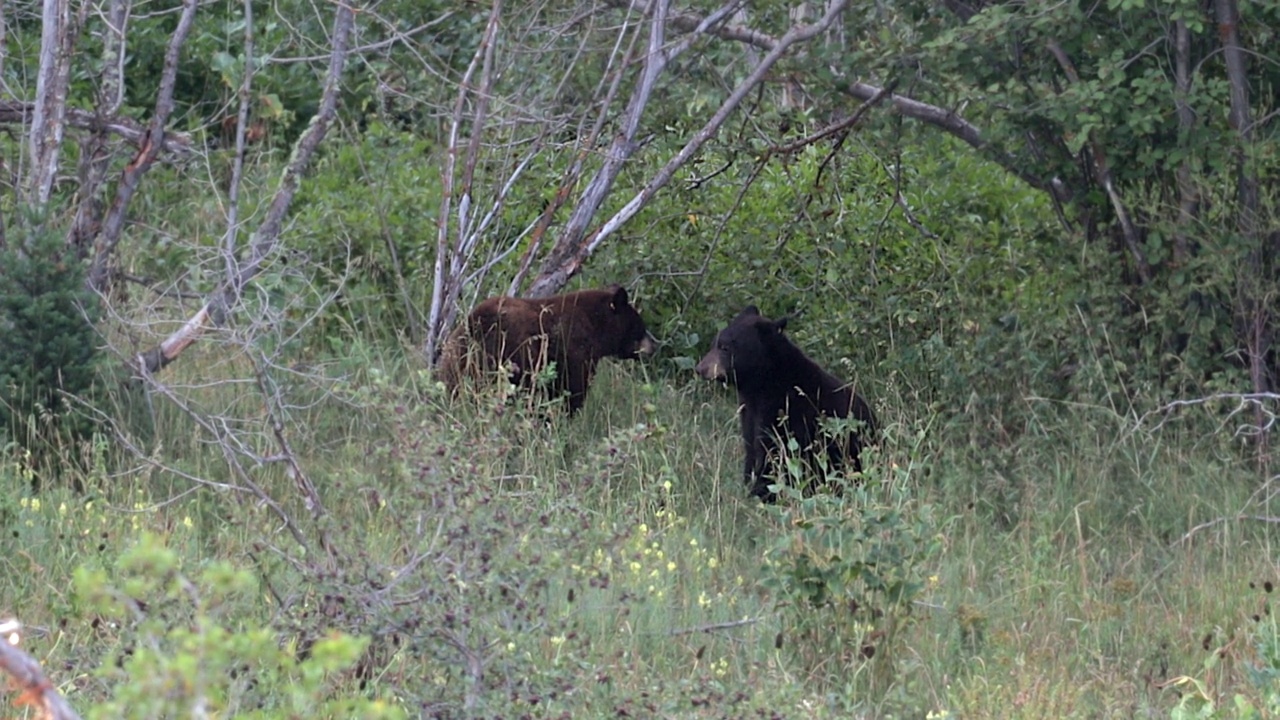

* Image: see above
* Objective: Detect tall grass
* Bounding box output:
[2,343,1275,718]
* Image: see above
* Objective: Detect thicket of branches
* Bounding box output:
[2,0,1272,381]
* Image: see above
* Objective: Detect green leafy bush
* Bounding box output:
[73,533,403,719]
[290,125,441,341]
[760,446,942,689]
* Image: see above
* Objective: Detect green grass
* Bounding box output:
[2,345,1277,718]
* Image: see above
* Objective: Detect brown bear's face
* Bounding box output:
[696,305,787,386]
[605,285,659,360]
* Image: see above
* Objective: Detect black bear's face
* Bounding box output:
[696,305,787,386]
[605,285,659,360]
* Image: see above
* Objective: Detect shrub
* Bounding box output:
[759,441,942,692]
[73,533,404,719]
[0,213,102,463]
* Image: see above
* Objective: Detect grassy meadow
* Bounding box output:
[3,345,1277,718]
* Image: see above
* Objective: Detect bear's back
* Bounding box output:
[436,286,650,411]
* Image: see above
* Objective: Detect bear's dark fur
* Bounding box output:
[438,285,657,414]
[696,305,877,502]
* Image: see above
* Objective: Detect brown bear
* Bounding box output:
[696,305,877,502]
[437,284,657,414]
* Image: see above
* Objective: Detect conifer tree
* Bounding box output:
[0,214,102,452]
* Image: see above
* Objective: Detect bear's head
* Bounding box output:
[600,284,658,360]
[695,305,789,387]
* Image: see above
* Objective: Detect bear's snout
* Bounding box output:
[695,350,726,381]
[636,332,658,357]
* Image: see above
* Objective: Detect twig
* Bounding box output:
[507,4,642,296]
[524,0,676,298]
[682,152,769,314]
[684,157,735,189]
[0,102,193,156]
[1172,513,1280,547]
[249,347,338,566]
[266,19,453,64]
[772,81,896,157]
[426,0,503,362]
[669,616,761,636]
[132,361,316,554]
[1137,391,1279,436]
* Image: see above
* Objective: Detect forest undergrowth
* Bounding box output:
[3,343,1277,719]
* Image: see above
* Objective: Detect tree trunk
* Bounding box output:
[1215,0,1270,463]
[26,0,74,208]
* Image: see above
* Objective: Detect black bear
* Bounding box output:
[696,305,877,502]
[438,284,657,414]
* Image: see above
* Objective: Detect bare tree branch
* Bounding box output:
[1135,391,1279,438]
[523,0,757,298]
[0,621,82,720]
[136,0,356,375]
[151,375,316,552]
[507,2,650,295]
[458,147,543,290]
[771,82,895,156]
[426,0,504,363]
[219,0,256,288]
[526,0,851,297]
[0,101,194,156]
[668,616,761,636]
[68,0,131,258]
[522,0,672,298]
[266,19,453,64]
[1173,513,1280,547]
[663,0,771,48]
[839,80,1074,205]
[249,348,336,561]
[87,0,198,293]
[656,0,1076,207]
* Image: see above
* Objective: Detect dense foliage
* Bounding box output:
[8,0,1273,411]
[864,0,1280,401]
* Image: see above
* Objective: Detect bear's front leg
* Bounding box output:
[739,407,776,502]
[562,358,595,415]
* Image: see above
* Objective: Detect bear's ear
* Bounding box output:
[757,317,786,337]
[736,305,760,320]
[773,309,803,332]
[608,284,630,311]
